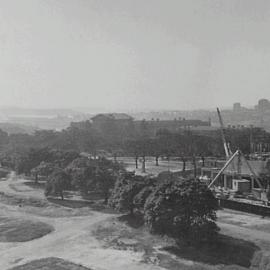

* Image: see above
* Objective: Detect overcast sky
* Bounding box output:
[0,0,270,111]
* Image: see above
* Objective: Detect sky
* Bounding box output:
[0,0,270,112]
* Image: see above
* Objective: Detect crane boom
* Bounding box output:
[217,107,231,158]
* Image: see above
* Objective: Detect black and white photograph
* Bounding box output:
[1,1,270,269]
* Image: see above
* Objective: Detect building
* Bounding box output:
[90,113,212,137]
[91,113,135,140]
[233,102,242,112]
[201,156,267,194]
[133,118,211,137]
[257,99,270,113]
[91,113,134,130]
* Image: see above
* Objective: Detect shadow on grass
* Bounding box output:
[0,192,49,207]
[47,197,117,214]
[163,234,259,268]
[47,198,94,208]
[24,181,46,189]
[0,217,53,242]
[118,213,144,229]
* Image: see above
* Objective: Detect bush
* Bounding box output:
[144,178,219,245]
[66,157,124,202]
[45,170,71,200]
[133,185,154,210]
[109,172,150,215]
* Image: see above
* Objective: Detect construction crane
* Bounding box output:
[217,107,232,159]
[208,149,262,189]
[209,109,263,190]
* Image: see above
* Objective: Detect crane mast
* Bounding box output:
[217,107,232,159]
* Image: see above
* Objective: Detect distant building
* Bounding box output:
[91,113,133,130]
[257,99,270,113]
[70,120,92,130]
[91,113,135,140]
[233,102,241,112]
[133,118,211,137]
[90,113,211,137]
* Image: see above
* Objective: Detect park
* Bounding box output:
[0,165,270,270]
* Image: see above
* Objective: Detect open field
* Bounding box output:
[115,156,193,176]
[0,174,270,269]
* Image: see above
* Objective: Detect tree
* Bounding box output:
[66,157,124,201]
[0,129,8,150]
[65,157,97,194]
[45,170,71,200]
[124,139,141,169]
[13,147,53,175]
[148,138,162,166]
[31,161,59,183]
[48,149,79,168]
[144,178,219,245]
[109,172,149,215]
[133,185,154,210]
[95,158,124,203]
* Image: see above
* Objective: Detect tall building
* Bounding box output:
[233,102,241,112]
[257,99,270,113]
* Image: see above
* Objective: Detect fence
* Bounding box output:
[219,198,270,217]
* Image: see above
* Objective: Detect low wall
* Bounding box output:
[219,198,270,217]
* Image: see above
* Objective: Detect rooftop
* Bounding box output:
[92,113,133,121]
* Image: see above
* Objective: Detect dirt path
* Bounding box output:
[217,209,270,243]
[219,222,270,243]
[0,175,164,270]
[1,174,270,270]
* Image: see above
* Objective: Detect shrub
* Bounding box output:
[144,177,219,245]
[109,172,149,215]
[45,170,71,200]
[133,185,154,210]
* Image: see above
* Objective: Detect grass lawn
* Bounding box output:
[0,192,49,207]
[23,181,46,189]
[47,197,117,214]
[163,234,259,268]
[8,257,91,270]
[94,214,259,269]
[0,216,53,242]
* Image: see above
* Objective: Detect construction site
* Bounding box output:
[199,109,270,216]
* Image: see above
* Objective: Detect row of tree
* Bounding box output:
[38,156,124,203]
[1,120,268,168]
[41,157,219,245]
[124,129,224,171]
[0,130,221,246]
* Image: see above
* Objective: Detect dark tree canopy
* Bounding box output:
[109,172,150,215]
[144,178,219,245]
[45,170,71,200]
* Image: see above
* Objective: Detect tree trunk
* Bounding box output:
[104,192,108,204]
[60,191,64,200]
[155,156,159,166]
[182,157,186,172]
[135,156,138,169]
[142,156,146,173]
[193,156,197,178]
[202,156,205,167]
